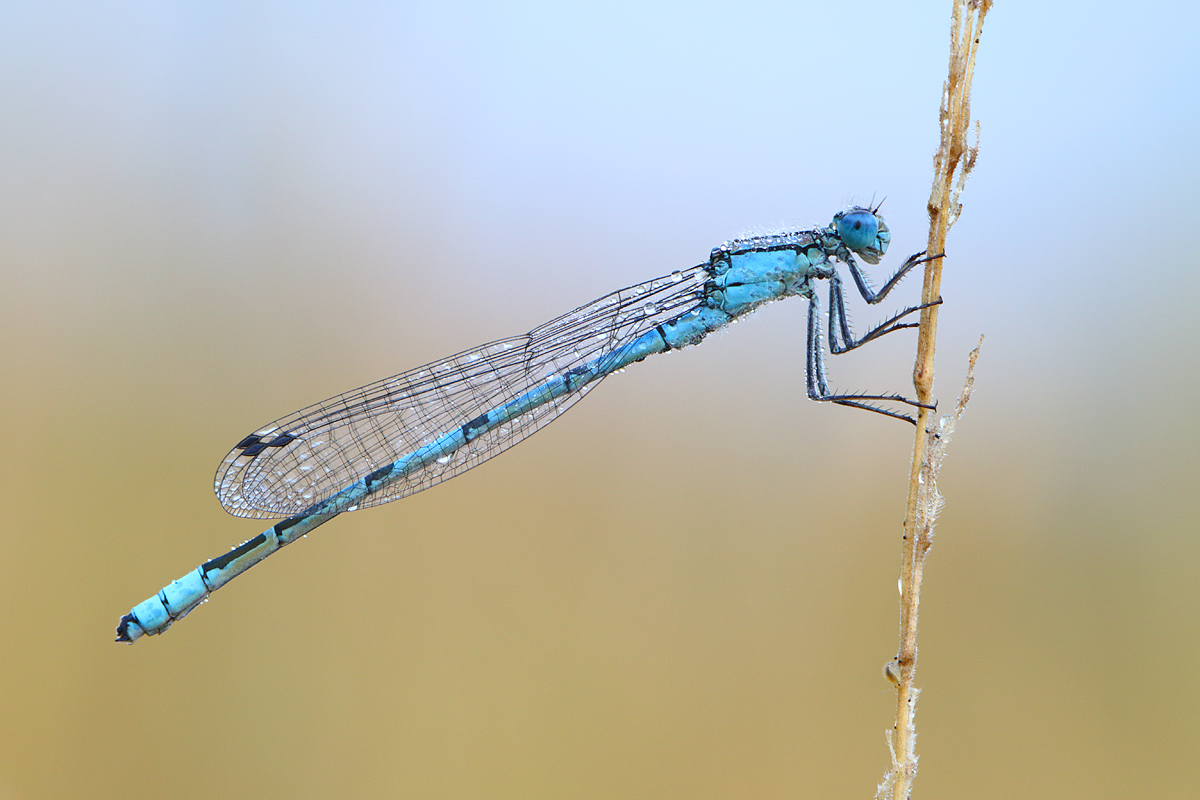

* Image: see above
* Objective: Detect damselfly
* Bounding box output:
[117,206,934,643]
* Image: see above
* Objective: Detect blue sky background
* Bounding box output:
[2,2,1198,798]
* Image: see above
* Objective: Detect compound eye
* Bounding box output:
[835,209,879,252]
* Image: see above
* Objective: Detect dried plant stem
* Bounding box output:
[876,2,991,799]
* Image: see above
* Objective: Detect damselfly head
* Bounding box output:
[832,206,890,265]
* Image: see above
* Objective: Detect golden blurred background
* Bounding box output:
[1,2,1197,798]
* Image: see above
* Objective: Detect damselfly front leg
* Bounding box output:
[826,250,943,354]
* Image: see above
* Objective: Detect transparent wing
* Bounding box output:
[215,264,710,518]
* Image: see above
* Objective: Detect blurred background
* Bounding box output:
[2,1,1197,798]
